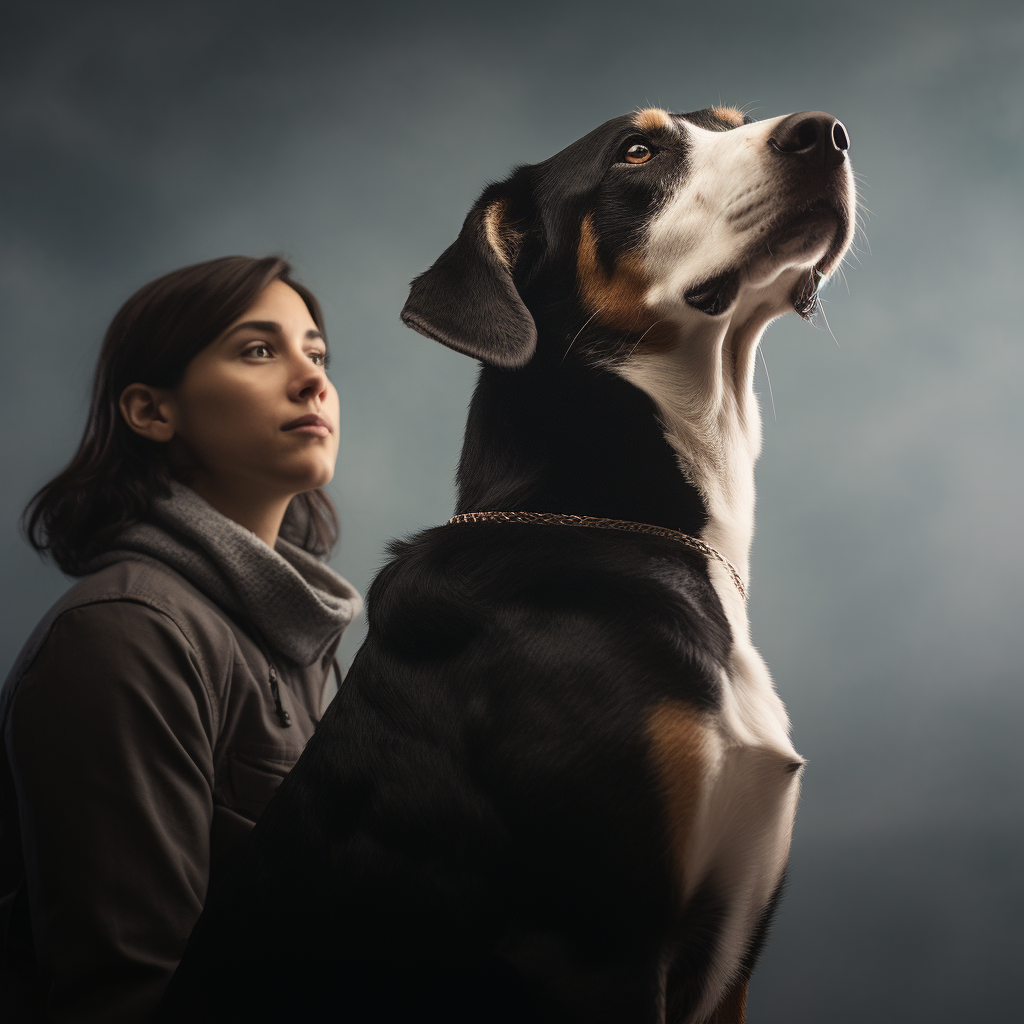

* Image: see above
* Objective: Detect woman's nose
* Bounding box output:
[293,363,329,404]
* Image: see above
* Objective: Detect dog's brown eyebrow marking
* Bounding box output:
[633,107,674,132]
[646,701,712,891]
[710,105,745,128]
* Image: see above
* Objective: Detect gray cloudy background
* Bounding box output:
[2,0,1021,1019]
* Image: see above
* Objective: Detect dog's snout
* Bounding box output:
[769,111,849,168]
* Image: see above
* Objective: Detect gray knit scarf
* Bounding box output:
[87,482,361,666]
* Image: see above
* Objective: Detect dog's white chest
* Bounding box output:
[650,643,800,1023]
[673,574,803,1020]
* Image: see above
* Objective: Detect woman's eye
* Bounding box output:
[244,343,273,358]
[624,143,653,164]
[310,351,328,367]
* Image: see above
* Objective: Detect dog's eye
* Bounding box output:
[624,143,653,164]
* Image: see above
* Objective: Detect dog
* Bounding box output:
[161,104,854,1023]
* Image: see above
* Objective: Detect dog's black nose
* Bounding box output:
[770,111,849,168]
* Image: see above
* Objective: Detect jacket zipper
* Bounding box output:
[267,663,292,728]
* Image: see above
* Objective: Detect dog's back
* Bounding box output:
[162,104,854,1023]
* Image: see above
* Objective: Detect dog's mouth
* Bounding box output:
[790,268,824,319]
[684,269,740,316]
[685,200,851,321]
[686,263,824,321]
[786,203,851,319]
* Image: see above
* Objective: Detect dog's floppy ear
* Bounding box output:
[401,180,537,369]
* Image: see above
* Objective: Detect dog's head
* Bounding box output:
[402,105,855,370]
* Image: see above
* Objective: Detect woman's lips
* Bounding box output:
[282,414,332,437]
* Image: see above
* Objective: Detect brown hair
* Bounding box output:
[24,255,339,574]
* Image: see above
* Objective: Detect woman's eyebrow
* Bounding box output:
[222,321,325,342]
[223,319,282,340]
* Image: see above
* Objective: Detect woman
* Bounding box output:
[0,256,361,1021]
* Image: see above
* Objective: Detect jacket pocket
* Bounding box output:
[225,750,297,822]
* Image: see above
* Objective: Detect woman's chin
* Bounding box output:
[282,461,336,495]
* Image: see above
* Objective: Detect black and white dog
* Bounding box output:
[162,105,854,1023]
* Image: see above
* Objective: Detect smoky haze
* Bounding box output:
[2,1,1021,1020]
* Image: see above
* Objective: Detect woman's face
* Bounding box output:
[167,279,340,502]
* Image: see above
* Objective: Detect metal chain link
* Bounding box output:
[447,511,747,601]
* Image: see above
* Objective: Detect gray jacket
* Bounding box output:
[0,487,361,1022]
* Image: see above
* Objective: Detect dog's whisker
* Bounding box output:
[625,318,666,359]
[836,264,851,294]
[626,302,647,338]
[563,306,603,363]
[758,344,777,422]
[815,298,840,347]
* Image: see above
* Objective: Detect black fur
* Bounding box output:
[160,107,787,1023]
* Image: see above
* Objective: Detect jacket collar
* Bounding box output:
[88,483,361,667]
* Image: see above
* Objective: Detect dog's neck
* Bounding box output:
[456,306,768,600]
[456,353,709,538]
[612,303,769,589]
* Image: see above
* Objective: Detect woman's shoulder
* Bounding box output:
[4,557,240,705]
[62,556,242,650]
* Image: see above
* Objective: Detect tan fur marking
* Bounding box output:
[711,106,745,128]
[577,215,648,325]
[706,978,748,1023]
[633,106,674,132]
[576,216,675,348]
[646,701,710,888]
[483,200,523,270]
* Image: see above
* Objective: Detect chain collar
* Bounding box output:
[447,510,746,601]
